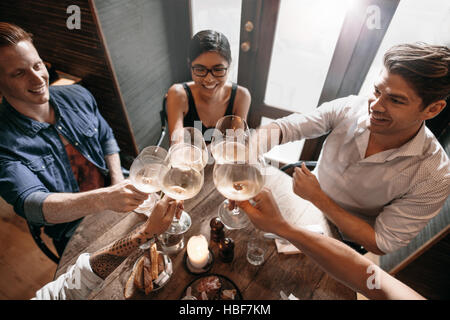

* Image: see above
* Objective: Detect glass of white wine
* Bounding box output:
[159,142,205,236]
[210,115,249,163]
[213,157,266,229]
[210,115,258,229]
[172,127,209,168]
[129,146,168,250]
[129,146,168,215]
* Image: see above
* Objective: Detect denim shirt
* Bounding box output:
[0,85,120,233]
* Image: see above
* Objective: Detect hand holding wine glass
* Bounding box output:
[129,146,168,215]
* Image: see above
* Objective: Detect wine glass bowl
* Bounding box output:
[159,142,205,236]
[160,143,205,200]
[213,160,266,229]
[213,162,265,201]
[211,115,250,163]
[171,127,209,168]
[129,146,167,214]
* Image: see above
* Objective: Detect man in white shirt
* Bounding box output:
[257,43,450,255]
[33,195,180,299]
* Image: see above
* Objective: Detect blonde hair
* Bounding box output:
[0,22,33,47]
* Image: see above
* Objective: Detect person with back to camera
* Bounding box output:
[166,30,251,139]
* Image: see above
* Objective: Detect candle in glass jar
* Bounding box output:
[187,235,209,269]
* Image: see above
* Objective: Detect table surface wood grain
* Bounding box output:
[55,165,356,300]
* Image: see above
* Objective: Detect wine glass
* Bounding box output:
[210,115,255,229]
[210,115,250,163]
[159,142,205,235]
[172,127,209,167]
[129,146,167,250]
[129,146,168,215]
[213,156,266,230]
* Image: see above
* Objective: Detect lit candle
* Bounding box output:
[187,235,209,269]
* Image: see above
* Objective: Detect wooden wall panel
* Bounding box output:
[0,0,138,163]
[95,0,171,151]
[93,0,191,152]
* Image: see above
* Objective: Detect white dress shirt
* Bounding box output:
[274,95,450,253]
[33,253,103,300]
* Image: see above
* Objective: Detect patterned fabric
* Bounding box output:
[275,95,450,253]
[64,142,104,192]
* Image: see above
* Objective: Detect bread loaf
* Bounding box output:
[133,256,145,291]
[158,254,164,274]
[150,243,159,280]
[124,258,141,299]
[143,255,154,294]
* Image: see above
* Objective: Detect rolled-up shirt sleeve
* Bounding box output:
[24,191,52,226]
[0,159,51,226]
[101,138,121,156]
[273,95,357,144]
[33,253,103,300]
[374,177,450,254]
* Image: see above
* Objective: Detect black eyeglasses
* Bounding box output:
[191,65,228,77]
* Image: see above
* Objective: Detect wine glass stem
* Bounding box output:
[229,200,240,216]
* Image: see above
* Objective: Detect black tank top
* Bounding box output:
[182,82,238,135]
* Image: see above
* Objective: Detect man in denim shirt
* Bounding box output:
[0,23,149,255]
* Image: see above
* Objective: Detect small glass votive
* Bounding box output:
[158,232,185,254]
[246,237,268,266]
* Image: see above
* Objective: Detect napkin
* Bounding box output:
[275,224,325,254]
[280,290,299,300]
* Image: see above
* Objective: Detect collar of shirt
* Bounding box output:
[2,94,64,137]
[353,113,426,163]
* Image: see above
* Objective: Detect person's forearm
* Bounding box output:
[89,223,154,280]
[278,224,423,300]
[254,122,283,155]
[42,188,107,224]
[312,192,384,255]
[105,153,124,185]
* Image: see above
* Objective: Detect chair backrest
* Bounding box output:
[1,196,59,263]
[279,161,317,176]
[27,222,60,264]
[156,94,168,148]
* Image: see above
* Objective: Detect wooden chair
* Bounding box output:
[0,197,60,263]
[27,222,60,264]
[156,94,168,148]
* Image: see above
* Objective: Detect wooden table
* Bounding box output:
[55,165,356,300]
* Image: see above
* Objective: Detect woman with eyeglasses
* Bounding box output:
[166,30,251,138]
